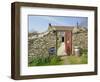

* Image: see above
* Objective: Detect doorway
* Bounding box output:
[62,36,64,42]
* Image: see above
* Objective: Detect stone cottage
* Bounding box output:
[48,23,88,56]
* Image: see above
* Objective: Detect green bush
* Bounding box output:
[49,55,61,65]
[80,48,88,55]
[28,55,61,66]
[80,55,88,64]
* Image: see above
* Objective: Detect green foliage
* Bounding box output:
[80,53,88,64]
[80,48,88,55]
[67,56,80,64]
[28,49,88,66]
[49,55,61,65]
[28,55,61,66]
[67,54,88,64]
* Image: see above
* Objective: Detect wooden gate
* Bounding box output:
[65,31,72,55]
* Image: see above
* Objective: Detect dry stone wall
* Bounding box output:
[28,31,57,63]
[72,27,88,54]
[72,32,87,49]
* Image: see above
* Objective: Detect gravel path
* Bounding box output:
[57,42,70,64]
[60,56,70,65]
[57,42,67,56]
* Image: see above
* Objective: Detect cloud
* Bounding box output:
[40,16,64,25]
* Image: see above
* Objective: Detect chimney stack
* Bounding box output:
[49,23,51,27]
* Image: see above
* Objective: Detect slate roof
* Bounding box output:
[49,25,74,31]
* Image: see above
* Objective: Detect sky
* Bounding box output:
[28,15,88,33]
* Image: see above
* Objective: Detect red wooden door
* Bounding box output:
[65,31,72,55]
